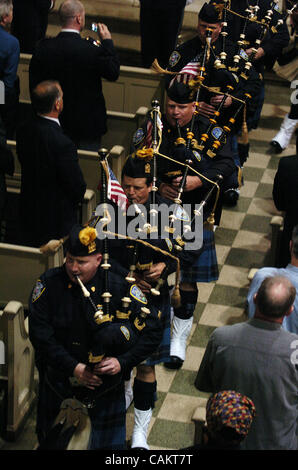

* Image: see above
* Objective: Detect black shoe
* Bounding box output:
[222,188,239,207]
[163,356,183,370]
[270,140,283,154]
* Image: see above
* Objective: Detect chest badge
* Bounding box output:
[211,126,223,140]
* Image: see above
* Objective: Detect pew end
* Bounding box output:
[270,215,284,267]
[191,405,206,446]
[0,301,36,441]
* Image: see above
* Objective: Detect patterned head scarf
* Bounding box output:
[206,390,256,438]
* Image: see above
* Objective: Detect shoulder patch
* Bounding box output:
[132,128,145,147]
[168,51,181,68]
[175,205,190,222]
[165,238,173,252]
[239,49,249,62]
[192,150,202,162]
[32,280,46,303]
[120,325,130,341]
[130,284,148,304]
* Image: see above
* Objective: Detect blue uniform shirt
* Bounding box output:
[0,25,20,89]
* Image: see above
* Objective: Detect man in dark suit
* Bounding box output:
[0,0,20,139]
[29,0,120,151]
[16,80,86,247]
[273,136,298,267]
[11,0,55,54]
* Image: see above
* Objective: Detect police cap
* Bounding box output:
[65,224,102,256]
[198,2,223,23]
[167,81,194,104]
[122,155,153,179]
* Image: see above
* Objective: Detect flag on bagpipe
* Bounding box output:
[97,159,129,209]
[107,167,129,210]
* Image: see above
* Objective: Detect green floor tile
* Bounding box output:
[223,196,252,213]
[190,324,216,348]
[259,116,283,129]
[243,166,265,182]
[148,419,195,449]
[193,302,206,323]
[153,391,167,417]
[214,227,238,246]
[250,139,273,152]
[169,370,201,396]
[267,155,283,170]
[254,183,275,199]
[241,214,272,233]
[208,284,248,308]
[225,247,267,268]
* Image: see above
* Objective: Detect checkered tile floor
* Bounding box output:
[1,80,296,451]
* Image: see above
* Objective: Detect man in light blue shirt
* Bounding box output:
[247,225,298,334]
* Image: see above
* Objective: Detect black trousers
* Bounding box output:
[139,0,186,68]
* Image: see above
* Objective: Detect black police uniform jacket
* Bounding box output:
[166,34,262,126]
[131,113,236,226]
[29,265,162,434]
[29,32,120,144]
[16,115,86,247]
[29,265,162,379]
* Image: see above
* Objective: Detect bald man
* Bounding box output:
[16,79,86,247]
[195,275,298,450]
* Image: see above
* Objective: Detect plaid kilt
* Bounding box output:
[143,293,171,366]
[181,228,219,283]
[88,382,126,450]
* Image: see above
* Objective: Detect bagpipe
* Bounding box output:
[93,147,185,315]
[220,0,291,67]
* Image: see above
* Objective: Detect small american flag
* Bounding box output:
[169,60,199,87]
[107,167,129,210]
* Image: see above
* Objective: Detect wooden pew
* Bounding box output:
[0,241,64,309]
[3,184,96,237]
[101,106,148,155]
[0,301,35,441]
[77,144,127,195]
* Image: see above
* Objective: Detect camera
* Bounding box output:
[91,22,98,32]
